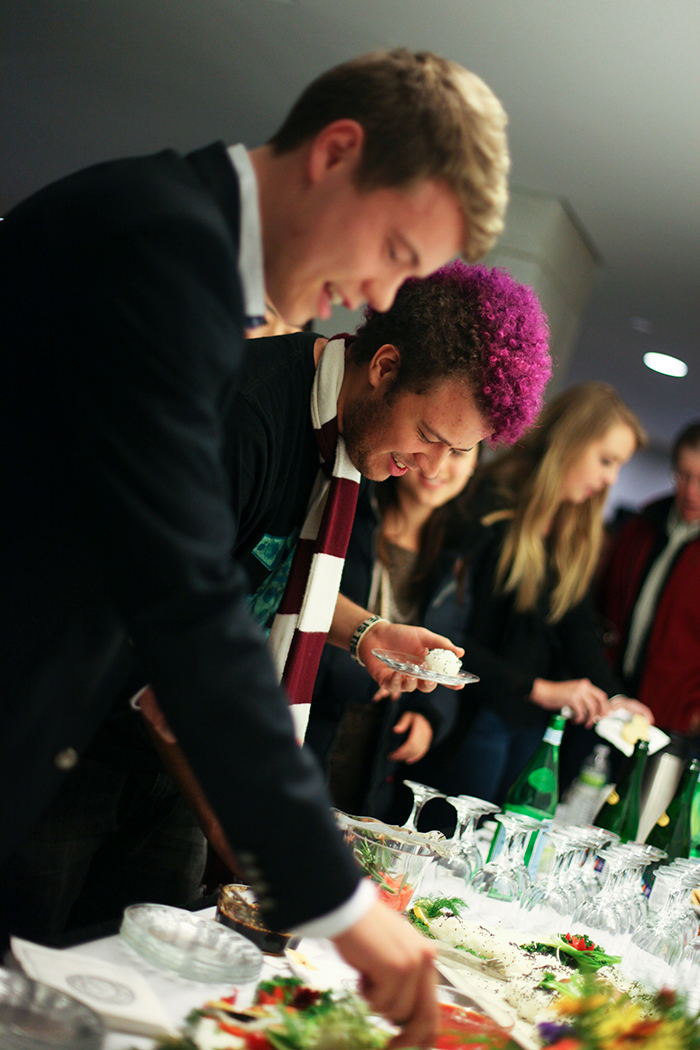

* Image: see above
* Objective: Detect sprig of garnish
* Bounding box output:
[407,895,468,936]
[521,933,621,972]
[353,839,401,895]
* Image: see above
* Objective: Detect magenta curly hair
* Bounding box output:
[349,260,551,444]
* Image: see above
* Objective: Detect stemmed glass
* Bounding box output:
[679,934,700,1013]
[520,827,584,917]
[470,813,541,902]
[614,843,666,929]
[402,779,446,833]
[571,845,634,937]
[447,795,500,879]
[421,795,500,896]
[631,866,700,966]
[564,825,620,897]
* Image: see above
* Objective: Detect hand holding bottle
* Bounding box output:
[530,677,610,727]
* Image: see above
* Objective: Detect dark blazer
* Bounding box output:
[1,143,359,929]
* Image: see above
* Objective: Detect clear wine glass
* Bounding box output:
[564,824,621,896]
[679,934,700,1013]
[447,795,500,880]
[402,779,447,833]
[614,843,667,929]
[470,813,541,902]
[520,826,584,916]
[631,866,700,967]
[571,845,634,937]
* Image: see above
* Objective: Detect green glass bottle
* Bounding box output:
[647,757,700,860]
[690,764,700,859]
[487,713,566,866]
[594,738,649,842]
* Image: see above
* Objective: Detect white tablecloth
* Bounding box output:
[59,908,358,1049]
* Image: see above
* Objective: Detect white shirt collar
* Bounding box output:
[226,144,267,329]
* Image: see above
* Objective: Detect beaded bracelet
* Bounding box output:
[349,614,390,668]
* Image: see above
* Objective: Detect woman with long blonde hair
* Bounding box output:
[413,381,654,805]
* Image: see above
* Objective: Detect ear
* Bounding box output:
[307,119,365,185]
[367,344,401,390]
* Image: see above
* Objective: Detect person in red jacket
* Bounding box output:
[598,421,700,743]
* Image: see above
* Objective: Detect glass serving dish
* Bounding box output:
[0,967,104,1050]
[120,903,263,983]
[216,884,295,956]
[334,811,445,911]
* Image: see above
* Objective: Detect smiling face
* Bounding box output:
[559,422,638,504]
[261,123,465,326]
[341,359,489,483]
[397,444,479,510]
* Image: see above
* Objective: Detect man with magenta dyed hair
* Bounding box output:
[227,259,551,699]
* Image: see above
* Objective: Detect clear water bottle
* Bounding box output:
[563,743,611,825]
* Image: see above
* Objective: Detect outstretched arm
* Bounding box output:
[329,594,465,699]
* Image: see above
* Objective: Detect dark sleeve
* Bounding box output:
[553,592,626,696]
[455,542,538,721]
[70,208,359,929]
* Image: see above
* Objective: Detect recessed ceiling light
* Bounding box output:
[643,352,688,377]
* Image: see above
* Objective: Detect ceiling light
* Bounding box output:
[643,352,688,377]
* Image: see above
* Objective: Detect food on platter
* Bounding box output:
[520,932,622,972]
[370,648,479,686]
[408,896,637,1032]
[147,975,516,1050]
[434,994,513,1049]
[424,648,463,675]
[537,976,700,1049]
[621,712,650,744]
[153,977,389,1050]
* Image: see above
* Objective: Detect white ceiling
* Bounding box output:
[2,0,698,454]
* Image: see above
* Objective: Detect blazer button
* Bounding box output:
[54,747,78,771]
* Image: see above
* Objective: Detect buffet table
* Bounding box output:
[52,908,362,1050]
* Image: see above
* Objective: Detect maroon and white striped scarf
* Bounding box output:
[267,337,360,741]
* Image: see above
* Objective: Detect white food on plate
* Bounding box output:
[424,648,462,675]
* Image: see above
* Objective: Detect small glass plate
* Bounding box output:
[0,968,104,1050]
[371,649,479,687]
[120,904,263,984]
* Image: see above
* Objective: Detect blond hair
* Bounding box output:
[482,383,647,622]
[269,49,509,261]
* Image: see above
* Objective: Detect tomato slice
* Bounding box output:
[435,1001,511,1049]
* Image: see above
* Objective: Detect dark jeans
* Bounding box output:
[0,757,207,946]
[420,705,548,809]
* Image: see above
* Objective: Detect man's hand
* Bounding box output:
[530,677,610,728]
[609,696,656,724]
[388,712,434,763]
[332,900,438,1049]
[360,621,464,700]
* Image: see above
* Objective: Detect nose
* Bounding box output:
[416,445,451,478]
[605,465,621,488]
[362,273,407,314]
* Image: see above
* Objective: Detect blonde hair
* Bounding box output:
[269,49,509,261]
[482,383,647,622]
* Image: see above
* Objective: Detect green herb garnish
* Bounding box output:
[521,933,621,972]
